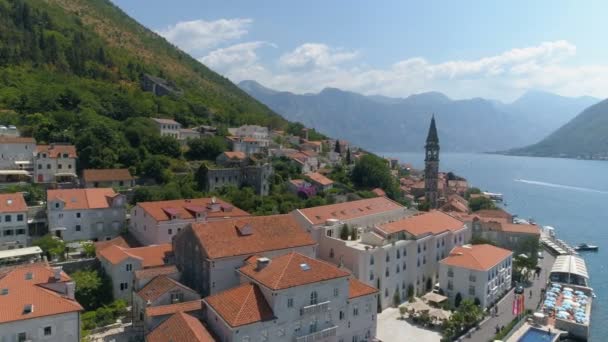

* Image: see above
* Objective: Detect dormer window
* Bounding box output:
[1,288,8,295]
[23,304,33,314]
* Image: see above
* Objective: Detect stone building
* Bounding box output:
[424,116,440,209]
[34,144,78,184]
[200,154,273,196]
[141,74,180,96]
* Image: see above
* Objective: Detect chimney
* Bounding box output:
[256,257,270,271]
[66,281,76,299]
[52,266,62,281]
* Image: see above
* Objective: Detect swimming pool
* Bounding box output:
[517,328,557,342]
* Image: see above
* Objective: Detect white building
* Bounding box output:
[0,136,35,169]
[438,244,512,309]
[34,144,78,184]
[0,193,29,250]
[47,188,127,242]
[151,118,181,139]
[0,263,83,342]
[228,125,269,141]
[294,202,470,309]
[97,242,173,302]
[173,214,317,297]
[129,197,250,246]
[204,252,378,342]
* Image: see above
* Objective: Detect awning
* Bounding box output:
[0,246,42,259]
[50,227,67,231]
[0,170,31,176]
[14,161,32,165]
[54,173,77,177]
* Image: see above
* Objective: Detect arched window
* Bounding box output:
[370,255,374,265]
[396,250,401,259]
[310,291,318,305]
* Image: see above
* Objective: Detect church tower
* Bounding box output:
[424,115,440,209]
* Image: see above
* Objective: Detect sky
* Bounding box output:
[111,0,608,101]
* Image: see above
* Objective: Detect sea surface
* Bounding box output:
[380,152,608,340]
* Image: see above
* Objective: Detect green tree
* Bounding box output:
[140,155,172,184]
[351,154,399,198]
[464,187,481,200]
[350,226,359,240]
[32,234,65,260]
[454,292,463,308]
[334,140,341,154]
[340,224,349,240]
[469,197,496,211]
[147,135,182,158]
[186,136,228,160]
[399,306,407,320]
[71,268,113,311]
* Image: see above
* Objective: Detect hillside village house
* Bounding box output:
[204,253,378,342]
[47,188,126,242]
[305,172,334,192]
[146,311,215,342]
[289,151,319,174]
[201,155,273,196]
[82,168,135,188]
[228,125,269,141]
[0,136,36,182]
[151,118,181,139]
[132,275,201,332]
[129,197,250,246]
[0,193,29,250]
[0,264,83,342]
[34,144,78,184]
[97,243,173,302]
[438,244,512,309]
[173,214,317,297]
[228,136,269,156]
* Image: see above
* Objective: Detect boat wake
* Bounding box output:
[514,179,608,194]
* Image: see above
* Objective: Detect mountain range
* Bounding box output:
[508,99,608,159]
[239,80,599,152]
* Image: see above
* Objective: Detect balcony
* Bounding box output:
[300,301,331,316]
[295,325,337,342]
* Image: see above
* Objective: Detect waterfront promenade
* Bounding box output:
[468,251,556,342]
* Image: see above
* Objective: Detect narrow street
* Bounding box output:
[467,251,555,342]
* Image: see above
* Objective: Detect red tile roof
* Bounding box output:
[0,263,83,324]
[98,244,172,267]
[192,214,316,259]
[204,283,274,327]
[239,253,349,290]
[0,193,27,213]
[371,188,386,197]
[440,244,512,271]
[152,118,180,125]
[82,169,134,183]
[298,197,405,225]
[305,172,333,186]
[222,151,246,160]
[378,210,464,237]
[137,198,249,222]
[348,278,378,299]
[146,311,215,342]
[0,136,35,144]
[498,223,540,235]
[137,275,196,302]
[474,209,512,221]
[145,300,204,317]
[94,236,131,257]
[47,188,118,210]
[36,144,77,158]
[134,265,179,281]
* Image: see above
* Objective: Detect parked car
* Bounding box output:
[515,285,525,294]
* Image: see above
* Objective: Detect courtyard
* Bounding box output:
[377,307,442,342]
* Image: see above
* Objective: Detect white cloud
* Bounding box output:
[200,41,270,70]
[157,18,252,53]
[278,43,358,70]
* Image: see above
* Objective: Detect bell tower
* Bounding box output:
[424,115,440,209]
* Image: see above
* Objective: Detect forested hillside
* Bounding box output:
[0,0,285,172]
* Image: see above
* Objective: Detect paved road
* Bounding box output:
[467,251,556,342]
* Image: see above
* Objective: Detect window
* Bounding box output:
[370,255,374,265]
[44,326,52,336]
[4,229,13,236]
[38,164,42,170]
[384,288,389,297]
[16,214,23,221]
[16,229,25,235]
[4,215,10,222]
[448,268,454,277]
[469,285,475,296]
[287,298,294,308]
[386,253,390,262]
[168,228,173,235]
[55,203,59,209]
[68,164,72,169]
[369,271,374,281]
[126,264,132,271]
[403,261,406,270]
[334,288,339,297]
[403,247,407,256]
[310,291,318,305]
[47,164,51,169]
[58,164,62,169]
[329,248,334,259]
[120,282,128,291]
[75,225,81,232]
[447,280,453,290]
[18,332,27,342]
[396,265,400,273]
[396,249,401,259]
[76,212,81,218]
[353,305,359,316]
[339,310,345,320]
[469,274,476,282]
[352,335,359,342]
[385,267,389,277]
[170,292,183,303]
